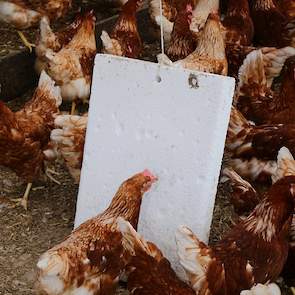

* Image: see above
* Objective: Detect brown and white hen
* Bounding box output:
[176,175,295,295]
[101,0,143,58]
[36,170,157,295]
[45,11,96,115]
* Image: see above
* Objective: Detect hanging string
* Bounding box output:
[159,0,165,57]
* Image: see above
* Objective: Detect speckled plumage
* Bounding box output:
[37,171,157,295]
[177,176,295,295]
[0,71,61,183]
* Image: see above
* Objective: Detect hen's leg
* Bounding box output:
[11,183,33,210]
[17,31,35,53]
[21,183,32,210]
[291,287,295,295]
[71,101,76,115]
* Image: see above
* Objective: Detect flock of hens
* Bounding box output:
[0,0,295,294]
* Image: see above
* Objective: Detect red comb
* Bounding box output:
[142,169,158,181]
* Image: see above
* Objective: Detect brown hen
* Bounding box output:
[249,0,287,47]
[177,175,295,295]
[159,13,228,75]
[35,14,83,74]
[44,11,96,115]
[167,3,197,61]
[227,107,295,160]
[237,48,295,125]
[101,0,143,58]
[117,217,195,295]
[221,0,255,78]
[0,71,62,209]
[50,114,88,183]
[36,170,157,295]
[221,167,260,215]
[0,0,71,51]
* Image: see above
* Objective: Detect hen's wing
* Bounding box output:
[176,226,226,294]
[221,167,260,215]
[262,47,295,87]
[236,49,268,105]
[228,157,277,183]
[16,71,62,141]
[118,218,195,295]
[45,11,96,103]
[37,217,127,295]
[0,71,61,181]
[51,114,87,183]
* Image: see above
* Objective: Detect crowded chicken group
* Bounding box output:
[0,0,295,294]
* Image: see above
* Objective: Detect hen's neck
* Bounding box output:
[113,14,138,35]
[195,22,226,59]
[243,196,293,242]
[103,193,143,229]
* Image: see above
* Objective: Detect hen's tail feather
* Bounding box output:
[117,217,163,260]
[101,30,113,51]
[240,283,281,295]
[271,147,295,184]
[228,158,277,182]
[51,114,87,183]
[36,251,67,295]
[38,70,62,107]
[176,226,222,292]
[221,167,256,193]
[226,107,252,153]
[261,46,295,87]
[236,49,267,105]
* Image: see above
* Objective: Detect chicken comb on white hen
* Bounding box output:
[50,114,88,183]
[272,147,295,184]
[190,0,219,35]
[240,283,281,295]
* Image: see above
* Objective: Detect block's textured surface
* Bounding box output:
[75,54,235,275]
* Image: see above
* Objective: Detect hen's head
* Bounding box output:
[107,170,157,227]
[123,169,158,194]
[79,10,96,32]
[271,176,295,200]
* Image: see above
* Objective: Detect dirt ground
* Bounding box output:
[0,2,293,295]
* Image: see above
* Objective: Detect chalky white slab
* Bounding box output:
[75,54,235,276]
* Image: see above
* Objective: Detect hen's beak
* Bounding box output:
[142,169,158,192]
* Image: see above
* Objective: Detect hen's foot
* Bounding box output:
[46,168,61,185]
[11,183,33,210]
[17,31,35,53]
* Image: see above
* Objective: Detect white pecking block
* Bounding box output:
[75,54,235,276]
